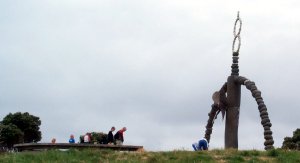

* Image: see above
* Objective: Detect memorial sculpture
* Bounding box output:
[204,12,274,150]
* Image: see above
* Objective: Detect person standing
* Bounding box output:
[192,138,209,151]
[114,127,127,145]
[107,126,115,145]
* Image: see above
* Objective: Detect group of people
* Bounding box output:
[107,127,127,145]
[62,126,127,145]
[53,126,208,151]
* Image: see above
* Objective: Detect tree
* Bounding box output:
[0,112,41,147]
[0,124,24,148]
[282,128,300,150]
[292,129,300,143]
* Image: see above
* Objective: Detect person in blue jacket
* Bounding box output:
[69,134,75,143]
[192,138,209,151]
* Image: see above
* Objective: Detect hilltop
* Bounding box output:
[0,148,299,162]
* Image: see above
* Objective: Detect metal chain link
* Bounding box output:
[232,11,242,54]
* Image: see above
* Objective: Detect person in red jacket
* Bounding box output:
[114,127,127,145]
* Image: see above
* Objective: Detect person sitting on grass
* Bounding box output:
[192,137,209,151]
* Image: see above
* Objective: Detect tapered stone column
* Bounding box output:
[225,75,241,149]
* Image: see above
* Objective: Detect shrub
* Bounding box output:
[79,132,108,144]
[282,128,300,150]
[91,132,108,144]
[267,149,279,157]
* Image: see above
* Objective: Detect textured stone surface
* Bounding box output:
[250,85,257,91]
[259,107,267,112]
[206,130,212,134]
[254,92,261,97]
[236,76,247,85]
[264,140,274,146]
[256,99,263,103]
[260,111,268,116]
[232,69,239,73]
[231,65,239,68]
[246,84,252,89]
[225,76,241,149]
[264,130,273,135]
[252,90,261,95]
[258,103,266,109]
[263,122,272,127]
[205,102,225,143]
[264,135,273,140]
[265,145,274,150]
[261,118,270,125]
[261,115,269,120]
[233,52,239,56]
[242,77,274,150]
[255,96,263,101]
[231,54,240,75]
[264,126,271,131]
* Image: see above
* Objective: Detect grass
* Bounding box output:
[0,148,299,163]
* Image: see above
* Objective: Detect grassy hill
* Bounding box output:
[0,148,299,163]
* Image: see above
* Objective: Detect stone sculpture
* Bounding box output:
[204,12,274,150]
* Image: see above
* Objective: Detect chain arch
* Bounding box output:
[236,76,275,150]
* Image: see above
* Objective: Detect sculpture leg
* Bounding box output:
[204,82,227,143]
[237,76,274,150]
[225,75,241,149]
[204,103,219,143]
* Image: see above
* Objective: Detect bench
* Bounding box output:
[14,143,143,152]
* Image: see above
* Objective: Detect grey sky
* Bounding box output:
[0,0,299,151]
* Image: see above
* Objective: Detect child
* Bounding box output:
[69,134,75,143]
[192,138,209,151]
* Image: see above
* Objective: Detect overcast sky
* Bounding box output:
[0,0,299,151]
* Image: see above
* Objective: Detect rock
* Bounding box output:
[264,130,273,135]
[265,145,274,150]
[259,107,267,112]
[264,139,274,146]
[263,122,272,127]
[261,115,269,120]
[264,135,273,140]
[264,126,271,131]
[250,85,257,91]
[261,118,270,125]
[258,103,266,109]
[260,111,268,116]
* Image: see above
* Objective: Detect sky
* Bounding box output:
[0,0,299,151]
